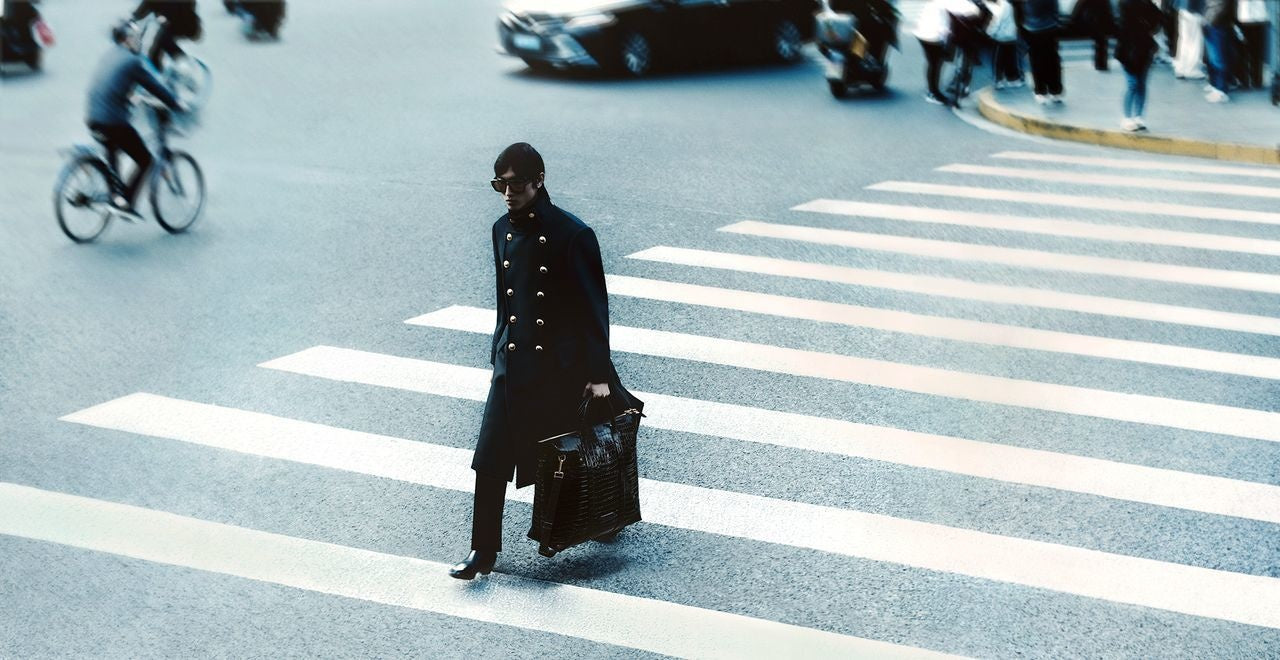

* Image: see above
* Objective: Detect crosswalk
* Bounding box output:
[14,148,1280,655]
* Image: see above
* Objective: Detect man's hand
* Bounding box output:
[584,382,610,399]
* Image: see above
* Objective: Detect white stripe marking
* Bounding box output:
[410,305,1280,444]
[721,220,1280,295]
[0,481,933,659]
[260,348,1280,525]
[56,396,1280,629]
[868,181,1280,227]
[792,199,1280,257]
[992,151,1280,180]
[605,274,1280,380]
[627,246,1280,336]
[938,164,1280,200]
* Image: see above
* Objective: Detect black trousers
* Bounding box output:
[919,38,946,97]
[993,41,1022,81]
[471,472,508,552]
[88,122,152,205]
[1025,29,1063,95]
[1237,23,1267,89]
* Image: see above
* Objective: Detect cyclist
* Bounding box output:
[85,19,186,217]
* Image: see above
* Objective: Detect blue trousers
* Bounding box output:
[1124,68,1149,118]
[1203,25,1232,93]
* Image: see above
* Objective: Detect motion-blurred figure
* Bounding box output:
[132,0,201,71]
[1021,0,1065,103]
[1,0,52,73]
[224,1,286,40]
[1115,0,1163,130]
[1233,0,1267,89]
[85,19,185,216]
[1172,0,1206,78]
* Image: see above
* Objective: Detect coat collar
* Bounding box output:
[507,189,553,231]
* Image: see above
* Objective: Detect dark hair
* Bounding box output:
[493,142,545,180]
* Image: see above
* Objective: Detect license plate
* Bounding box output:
[513,34,541,51]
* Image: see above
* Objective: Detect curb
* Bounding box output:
[976,88,1280,166]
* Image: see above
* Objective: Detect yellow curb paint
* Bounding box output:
[976,89,1280,166]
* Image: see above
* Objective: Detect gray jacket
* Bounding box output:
[86,45,180,126]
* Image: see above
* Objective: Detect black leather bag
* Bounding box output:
[527,397,643,557]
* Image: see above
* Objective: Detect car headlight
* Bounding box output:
[564,13,615,30]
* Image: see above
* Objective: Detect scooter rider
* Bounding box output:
[85,19,187,216]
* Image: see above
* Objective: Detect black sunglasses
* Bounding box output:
[491,177,532,193]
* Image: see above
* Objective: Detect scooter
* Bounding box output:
[0,0,53,74]
[224,0,285,40]
[816,0,899,98]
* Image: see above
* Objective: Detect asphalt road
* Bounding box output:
[2,0,1279,657]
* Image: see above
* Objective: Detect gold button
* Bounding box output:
[528,212,535,218]
[536,291,544,298]
[507,342,516,351]
[536,319,544,326]
[509,315,517,324]
[538,236,546,244]
[535,345,543,351]
[503,260,510,269]
[506,288,514,297]
[506,233,513,241]
[539,266,548,274]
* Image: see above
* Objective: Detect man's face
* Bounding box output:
[495,167,541,212]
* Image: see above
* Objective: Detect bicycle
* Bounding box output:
[52,97,205,243]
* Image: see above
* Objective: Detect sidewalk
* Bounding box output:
[978,59,1280,165]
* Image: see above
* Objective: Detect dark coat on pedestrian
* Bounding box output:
[1115,0,1163,72]
[473,190,644,489]
[133,0,202,39]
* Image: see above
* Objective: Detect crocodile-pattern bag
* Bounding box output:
[527,398,642,557]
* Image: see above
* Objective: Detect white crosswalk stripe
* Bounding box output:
[0,482,943,659]
[606,274,1280,380]
[792,199,1280,257]
[938,164,1280,200]
[627,246,1280,336]
[868,181,1280,226]
[55,395,1280,628]
[992,151,1280,180]
[407,305,1280,443]
[256,347,1280,524]
[721,220,1280,294]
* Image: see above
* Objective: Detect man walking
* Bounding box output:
[1022,0,1065,103]
[1202,0,1235,101]
[449,143,643,580]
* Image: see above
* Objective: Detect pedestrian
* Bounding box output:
[987,0,1024,87]
[1160,0,1180,60]
[1172,0,1207,78]
[449,142,644,580]
[1115,0,1164,130]
[1234,0,1268,89]
[1021,0,1065,103]
[915,0,955,104]
[1077,0,1116,70]
[1202,0,1235,101]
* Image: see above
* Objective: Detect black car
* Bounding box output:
[498,0,819,76]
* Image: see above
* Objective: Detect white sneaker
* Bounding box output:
[1205,89,1229,103]
[1120,118,1139,132]
[1050,94,1064,104]
[1034,93,1049,105]
[1133,117,1147,131]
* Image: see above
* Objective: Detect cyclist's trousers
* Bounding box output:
[88,122,152,206]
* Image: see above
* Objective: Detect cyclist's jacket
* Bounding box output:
[85,44,179,126]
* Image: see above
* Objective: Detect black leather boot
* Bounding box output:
[448,550,497,580]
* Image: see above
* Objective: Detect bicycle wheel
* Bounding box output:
[150,151,205,234]
[53,156,114,243]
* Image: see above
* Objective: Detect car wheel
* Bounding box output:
[620,33,652,77]
[773,20,803,63]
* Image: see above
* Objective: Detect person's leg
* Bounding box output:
[921,39,944,98]
[113,125,153,206]
[1204,25,1226,91]
[471,472,507,552]
[1094,28,1109,70]
[1048,31,1064,94]
[1246,24,1265,88]
[1134,67,1148,118]
[1124,71,1137,118]
[1027,32,1047,94]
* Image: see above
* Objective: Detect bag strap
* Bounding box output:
[540,453,567,547]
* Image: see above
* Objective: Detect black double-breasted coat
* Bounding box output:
[472,190,643,489]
